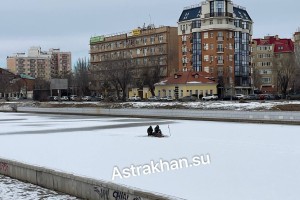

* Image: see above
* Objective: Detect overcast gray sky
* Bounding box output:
[0,0,299,67]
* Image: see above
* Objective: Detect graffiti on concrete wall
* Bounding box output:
[0,162,8,172]
[94,186,144,200]
[94,186,110,200]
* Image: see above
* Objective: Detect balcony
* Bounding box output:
[217,36,224,41]
[217,60,224,65]
[204,12,233,18]
[217,48,224,53]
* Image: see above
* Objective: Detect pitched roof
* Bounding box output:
[179,5,251,22]
[179,7,201,22]
[155,71,216,86]
[253,36,294,53]
[233,7,252,21]
[19,74,35,80]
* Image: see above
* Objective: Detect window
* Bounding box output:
[159,35,164,43]
[150,36,155,43]
[204,66,210,73]
[203,43,209,50]
[210,44,214,50]
[204,55,209,61]
[150,47,155,54]
[204,32,209,39]
[210,20,213,25]
[261,77,271,84]
[210,32,214,38]
[136,49,141,55]
[143,37,147,44]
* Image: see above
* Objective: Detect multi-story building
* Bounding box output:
[49,48,72,78]
[7,47,71,80]
[294,31,300,92]
[252,35,294,93]
[89,25,179,94]
[178,0,253,96]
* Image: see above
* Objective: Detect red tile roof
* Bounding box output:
[253,36,294,53]
[155,71,216,85]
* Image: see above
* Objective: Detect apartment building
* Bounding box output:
[252,35,294,93]
[178,0,253,95]
[7,47,71,80]
[49,48,72,78]
[89,25,179,93]
[294,31,300,92]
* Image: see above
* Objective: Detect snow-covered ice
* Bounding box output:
[0,112,300,200]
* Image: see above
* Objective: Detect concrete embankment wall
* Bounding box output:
[0,157,176,200]
[16,107,300,125]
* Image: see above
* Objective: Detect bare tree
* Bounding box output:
[273,53,296,96]
[74,58,91,96]
[141,65,161,96]
[252,68,262,91]
[0,69,18,98]
[294,41,300,92]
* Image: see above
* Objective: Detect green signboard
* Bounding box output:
[90,36,105,44]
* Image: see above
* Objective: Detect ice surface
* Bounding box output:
[0,112,300,200]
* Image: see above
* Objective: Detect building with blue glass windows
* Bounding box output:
[178,0,253,96]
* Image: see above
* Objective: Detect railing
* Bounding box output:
[217,36,224,41]
[204,12,233,18]
[217,48,224,53]
[183,3,201,10]
[217,60,224,65]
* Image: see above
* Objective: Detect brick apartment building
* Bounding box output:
[7,47,71,81]
[89,25,179,94]
[252,35,294,93]
[178,0,253,96]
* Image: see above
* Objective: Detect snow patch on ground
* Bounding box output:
[0,175,78,200]
[119,100,300,111]
[2,100,300,111]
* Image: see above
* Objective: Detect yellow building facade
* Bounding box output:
[154,71,217,99]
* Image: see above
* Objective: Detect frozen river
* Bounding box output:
[0,112,300,200]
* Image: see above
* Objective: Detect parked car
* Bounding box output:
[245,94,259,100]
[69,95,78,101]
[202,94,218,101]
[259,94,276,100]
[53,96,59,101]
[286,93,300,100]
[94,95,104,101]
[82,96,92,101]
[61,96,69,101]
[221,95,238,101]
[128,95,141,101]
[235,94,246,100]
[160,96,173,101]
[179,96,197,102]
[148,96,160,101]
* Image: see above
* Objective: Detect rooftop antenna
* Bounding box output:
[149,14,152,25]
